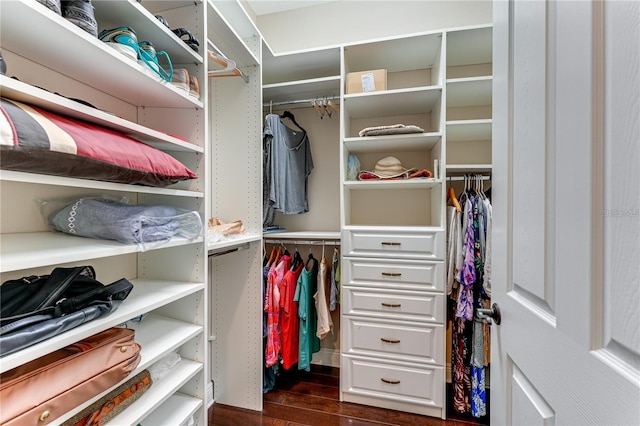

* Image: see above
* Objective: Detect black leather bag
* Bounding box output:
[0,266,133,357]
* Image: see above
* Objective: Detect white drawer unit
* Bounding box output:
[341,355,445,415]
[342,227,444,260]
[342,287,445,323]
[343,257,444,292]
[343,317,445,364]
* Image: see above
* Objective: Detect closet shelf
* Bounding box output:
[0,76,204,154]
[446,164,493,174]
[263,76,341,106]
[0,1,204,109]
[263,231,341,240]
[207,233,262,252]
[207,0,260,67]
[0,280,205,373]
[344,86,442,118]
[262,46,341,85]
[446,76,492,107]
[211,0,261,59]
[53,314,203,425]
[92,0,203,65]
[344,133,442,153]
[446,119,492,141]
[0,170,204,198]
[141,393,203,426]
[107,360,203,426]
[446,25,493,67]
[0,232,204,274]
[344,179,442,190]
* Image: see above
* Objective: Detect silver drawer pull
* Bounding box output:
[381,272,401,277]
[380,337,400,344]
[381,242,401,246]
[381,378,401,385]
[381,302,401,308]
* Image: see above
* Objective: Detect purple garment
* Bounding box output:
[456,198,475,320]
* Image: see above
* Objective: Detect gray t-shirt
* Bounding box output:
[264,114,314,214]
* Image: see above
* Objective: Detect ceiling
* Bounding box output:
[246,1,337,16]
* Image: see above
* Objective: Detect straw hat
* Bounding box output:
[370,156,414,178]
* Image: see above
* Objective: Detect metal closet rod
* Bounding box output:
[263,98,340,108]
[447,175,491,181]
[264,239,341,246]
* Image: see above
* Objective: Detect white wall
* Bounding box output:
[250,0,493,53]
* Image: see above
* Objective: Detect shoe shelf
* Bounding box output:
[0,76,204,154]
[0,280,205,373]
[0,0,203,109]
[0,232,204,274]
[92,0,204,66]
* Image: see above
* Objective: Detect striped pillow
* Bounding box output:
[0,97,197,187]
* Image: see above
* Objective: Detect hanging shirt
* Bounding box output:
[446,206,461,295]
[294,256,320,372]
[315,255,333,340]
[329,247,340,311]
[265,254,291,367]
[280,263,304,370]
[264,114,314,215]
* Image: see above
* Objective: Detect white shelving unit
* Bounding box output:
[0,0,209,424]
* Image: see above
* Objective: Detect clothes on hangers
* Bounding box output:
[294,253,320,372]
[263,113,314,217]
[280,262,304,370]
[329,247,340,311]
[447,175,492,418]
[315,251,333,340]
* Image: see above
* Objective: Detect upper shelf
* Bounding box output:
[344,32,442,74]
[0,0,204,109]
[262,47,341,85]
[263,76,341,105]
[92,0,203,66]
[344,86,442,118]
[446,25,493,67]
[207,0,260,67]
[344,133,442,154]
[0,76,204,154]
[446,76,492,107]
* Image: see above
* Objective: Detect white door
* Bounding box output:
[491,1,640,424]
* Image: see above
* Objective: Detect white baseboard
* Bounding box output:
[311,348,340,368]
[206,381,214,408]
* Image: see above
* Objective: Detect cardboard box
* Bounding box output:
[346,69,387,94]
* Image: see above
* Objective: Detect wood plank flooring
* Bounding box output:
[208,365,488,426]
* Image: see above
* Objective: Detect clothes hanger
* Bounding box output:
[327,98,340,113]
[280,110,304,131]
[312,99,324,119]
[447,176,461,212]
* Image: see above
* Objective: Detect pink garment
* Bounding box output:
[265,254,291,367]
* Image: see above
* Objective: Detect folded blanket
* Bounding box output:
[48,197,201,244]
[358,124,425,137]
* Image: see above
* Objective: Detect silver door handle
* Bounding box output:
[476,303,501,325]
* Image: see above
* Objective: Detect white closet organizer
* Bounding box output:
[339,31,447,418]
[206,0,265,413]
[0,1,211,424]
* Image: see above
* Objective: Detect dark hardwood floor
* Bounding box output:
[208,365,488,426]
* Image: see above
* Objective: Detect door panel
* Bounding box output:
[492,0,640,424]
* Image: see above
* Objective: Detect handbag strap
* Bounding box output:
[55,278,134,316]
[17,266,92,314]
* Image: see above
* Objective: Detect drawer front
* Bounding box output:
[343,228,444,260]
[343,317,444,365]
[343,257,444,292]
[341,355,444,408]
[343,287,445,323]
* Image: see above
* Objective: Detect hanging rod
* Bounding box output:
[264,239,341,246]
[208,243,250,257]
[262,98,340,108]
[447,175,492,181]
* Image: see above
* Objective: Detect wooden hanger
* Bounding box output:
[447,178,461,212]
